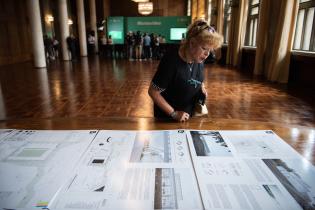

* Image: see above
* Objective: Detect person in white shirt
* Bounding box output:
[87,31,96,55]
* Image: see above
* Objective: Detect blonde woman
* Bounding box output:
[148,20,223,122]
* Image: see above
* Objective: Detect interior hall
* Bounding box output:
[0,0,315,165]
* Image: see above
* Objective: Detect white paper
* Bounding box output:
[49,130,204,210]
[0,129,14,141]
[186,130,315,210]
[1,129,315,210]
[0,129,98,209]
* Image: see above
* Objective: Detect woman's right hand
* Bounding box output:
[172,111,190,122]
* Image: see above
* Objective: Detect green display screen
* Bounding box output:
[170,28,187,40]
[108,31,123,39]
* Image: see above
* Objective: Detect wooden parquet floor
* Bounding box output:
[0,56,315,164]
[0,56,314,126]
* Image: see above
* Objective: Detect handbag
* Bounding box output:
[194,90,208,117]
[194,102,208,117]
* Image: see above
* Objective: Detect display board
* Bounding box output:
[0,130,314,210]
[107,16,125,44]
[125,16,190,43]
[106,16,190,44]
[170,28,187,40]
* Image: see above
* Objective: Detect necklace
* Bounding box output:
[187,62,194,72]
[180,47,194,72]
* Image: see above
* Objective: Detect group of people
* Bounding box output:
[44,31,97,62]
[67,31,96,61]
[98,31,166,60]
[45,30,168,62]
[99,34,114,58]
[43,35,59,62]
[125,31,166,61]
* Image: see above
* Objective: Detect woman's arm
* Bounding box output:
[148,85,190,122]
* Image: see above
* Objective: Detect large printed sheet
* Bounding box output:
[0,130,98,209]
[187,130,315,210]
[48,130,203,210]
[0,129,14,141]
[1,129,315,210]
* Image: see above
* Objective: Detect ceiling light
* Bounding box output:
[138,2,153,15]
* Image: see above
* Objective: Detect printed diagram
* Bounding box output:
[8,143,57,161]
[233,140,273,156]
[201,161,243,176]
[130,131,172,162]
[263,159,315,210]
[190,131,232,156]
[0,130,98,209]
[154,168,179,209]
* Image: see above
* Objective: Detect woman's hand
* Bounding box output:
[148,85,190,122]
[172,111,190,122]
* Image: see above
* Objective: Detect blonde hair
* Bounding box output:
[183,19,223,50]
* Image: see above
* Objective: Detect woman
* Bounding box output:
[148,20,223,122]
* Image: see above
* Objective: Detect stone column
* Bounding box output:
[58,0,70,60]
[103,0,110,36]
[77,0,87,56]
[89,0,98,53]
[27,0,46,67]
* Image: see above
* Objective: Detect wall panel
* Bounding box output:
[0,0,32,66]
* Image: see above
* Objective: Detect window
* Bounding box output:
[293,0,315,52]
[223,0,232,44]
[245,0,260,47]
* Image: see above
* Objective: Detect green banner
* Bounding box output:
[126,16,191,43]
[106,16,191,44]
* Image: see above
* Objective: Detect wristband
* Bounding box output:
[170,111,177,119]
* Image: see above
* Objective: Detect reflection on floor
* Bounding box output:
[0,56,314,127]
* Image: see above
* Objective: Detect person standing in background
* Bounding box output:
[87,31,96,56]
[143,33,151,60]
[107,35,114,58]
[52,36,59,58]
[135,31,143,61]
[100,33,107,57]
[126,31,135,61]
[66,34,77,61]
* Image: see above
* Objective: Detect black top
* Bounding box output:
[151,48,204,118]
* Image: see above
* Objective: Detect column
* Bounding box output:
[103,0,110,36]
[77,0,87,56]
[27,0,46,68]
[89,0,98,53]
[58,0,70,60]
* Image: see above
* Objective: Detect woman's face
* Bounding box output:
[190,40,213,63]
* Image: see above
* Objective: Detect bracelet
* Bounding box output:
[170,111,177,119]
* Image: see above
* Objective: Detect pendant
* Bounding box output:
[188,63,193,72]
